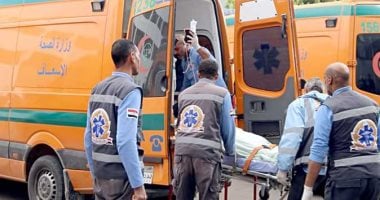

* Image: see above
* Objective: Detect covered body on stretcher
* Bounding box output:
[221,128,287,200]
[222,128,278,174]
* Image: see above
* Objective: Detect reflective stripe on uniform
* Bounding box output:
[295,156,327,166]
[90,94,122,106]
[294,156,309,166]
[278,147,298,155]
[180,94,224,104]
[93,152,121,163]
[333,106,378,122]
[334,154,380,167]
[304,99,315,127]
[282,127,304,136]
[176,136,222,150]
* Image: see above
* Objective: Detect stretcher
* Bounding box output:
[221,145,289,200]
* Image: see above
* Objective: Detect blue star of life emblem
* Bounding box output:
[358,124,375,146]
[92,115,105,137]
[184,109,198,127]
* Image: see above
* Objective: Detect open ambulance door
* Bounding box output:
[352,3,380,102]
[127,0,174,187]
[233,0,301,143]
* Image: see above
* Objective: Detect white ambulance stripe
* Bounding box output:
[92,152,121,163]
[333,106,378,122]
[334,154,380,167]
[90,95,122,106]
[282,127,304,136]
[176,136,222,150]
[180,94,224,104]
[278,147,298,156]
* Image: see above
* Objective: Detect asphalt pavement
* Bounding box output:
[0,178,323,200]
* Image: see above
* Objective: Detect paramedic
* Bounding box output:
[173,31,227,91]
[84,39,147,200]
[302,62,380,200]
[277,78,328,200]
[173,59,235,200]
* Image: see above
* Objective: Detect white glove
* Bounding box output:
[276,170,288,186]
[187,31,200,50]
[301,185,313,200]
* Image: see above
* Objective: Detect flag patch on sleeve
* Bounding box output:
[127,108,139,119]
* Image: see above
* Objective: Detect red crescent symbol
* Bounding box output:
[372,52,380,78]
[136,35,151,72]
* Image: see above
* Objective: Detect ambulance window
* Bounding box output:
[128,7,169,97]
[242,27,290,91]
[356,34,380,95]
[198,35,215,57]
[122,0,133,37]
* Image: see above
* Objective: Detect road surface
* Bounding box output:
[0,178,323,200]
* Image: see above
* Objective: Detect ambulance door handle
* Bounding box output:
[281,14,287,39]
[250,101,265,112]
[160,76,167,93]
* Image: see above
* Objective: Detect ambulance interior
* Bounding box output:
[171,0,225,119]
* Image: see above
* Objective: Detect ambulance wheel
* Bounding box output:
[259,187,270,200]
[28,155,64,200]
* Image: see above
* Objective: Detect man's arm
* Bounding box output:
[220,93,235,156]
[277,99,304,172]
[188,31,210,60]
[84,105,94,175]
[117,89,144,189]
[196,47,211,59]
[305,105,332,187]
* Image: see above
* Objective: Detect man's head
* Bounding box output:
[174,34,187,59]
[304,77,324,93]
[111,39,140,75]
[198,59,218,80]
[324,62,350,95]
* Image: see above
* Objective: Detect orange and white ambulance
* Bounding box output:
[295,0,380,102]
[0,0,300,198]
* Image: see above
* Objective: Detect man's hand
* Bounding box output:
[301,185,313,200]
[276,170,289,186]
[186,31,201,50]
[132,186,147,200]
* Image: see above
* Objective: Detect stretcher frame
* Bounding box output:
[221,164,288,200]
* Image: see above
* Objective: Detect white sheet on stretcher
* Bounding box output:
[221,128,279,174]
[223,155,278,174]
[235,128,278,165]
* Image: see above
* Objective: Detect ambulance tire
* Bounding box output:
[28,155,64,200]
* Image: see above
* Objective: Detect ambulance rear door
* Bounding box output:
[234,0,301,143]
[127,0,174,186]
[353,3,380,102]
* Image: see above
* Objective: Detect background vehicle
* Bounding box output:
[0,0,300,198]
[296,0,380,102]
[225,0,380,103]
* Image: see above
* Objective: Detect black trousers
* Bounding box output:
[287,166,326,200]
[173,155,221,200]
[325,178,380,200]
[94,178,133,200]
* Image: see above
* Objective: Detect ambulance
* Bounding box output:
[0,0,300,198]
[295,0,380,102]
[226,0,380,103]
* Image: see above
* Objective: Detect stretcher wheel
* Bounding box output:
[259,187,269,200]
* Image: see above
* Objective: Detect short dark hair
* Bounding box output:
[111,39,136,68]
[198,59,218,79]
